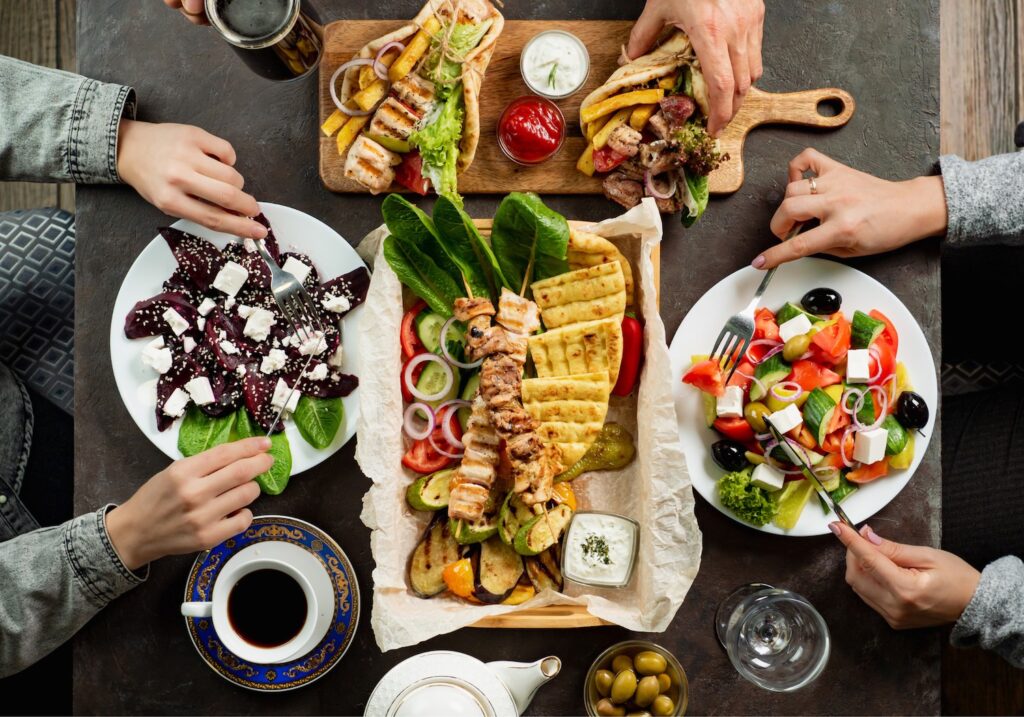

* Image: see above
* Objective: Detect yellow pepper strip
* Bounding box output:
[629,103,658,131]
[320,109,347,137]
[581,88,665,125]
[336,115,370,155]
[442,558,476,599]
[551,482,577,511]
[389,15,441,84]
[501,584,536,606]
[584,114,611,143]
[592,107,633,150]
[576,144,596,176]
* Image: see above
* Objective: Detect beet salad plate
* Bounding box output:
[110,202,370,475]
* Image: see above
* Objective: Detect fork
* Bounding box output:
[709,223,805,383]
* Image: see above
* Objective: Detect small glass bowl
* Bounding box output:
[496,96,566,166]
[585,640,688,716]
[520,30,591,100]
[560,511,640,588]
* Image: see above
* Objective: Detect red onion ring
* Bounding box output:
[329,58,377,116]
[744,339,782,364]
[867,346,883,383]
[403,352,454,401]
[644,170,677,200]
[769,381,804,402]
[404,402,435,440]
[863,386,889,430]
[373,41,406,80]
[881,373,897,401]
[435,402,467,450]
[841,387,863,415]
[839,426,855,467]
[735,370,766,397]
[440,317,484,369]
[755,432,772,441]
[761,439,803,474]
[429,431,464,459]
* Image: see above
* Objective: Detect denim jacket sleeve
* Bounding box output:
[0,506,147,678]
[940,152,1024,247]
[0,55,136,183]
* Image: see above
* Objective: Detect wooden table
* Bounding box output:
[73,0,942,713]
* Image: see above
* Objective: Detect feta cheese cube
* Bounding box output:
[183,336,197,354]
[298,330,327,356]
[846,349,872,384]
[219,339,239,355]
[716,385,745,418]
[197,297,217,316]
[751,463,785,492]
[778,314,813,343]
[327,344,344,368]
[271,378,300,414]
[237,304,255,319]
[260,348,288,374]
[212,261,249,296]
[853,427,888,465]
[243,238,258,253]
[162,387,189,417]
[321,293,351,313]
[141,337,173,374]
[162,307,189,336]
[282,256,311,284]
[305,363,328,381]
[185,376,216,406]
[224,296,236,311]
[235,365,247,377]
[243,307,276,342]
[197,317,206,331]
[767,403,803,434]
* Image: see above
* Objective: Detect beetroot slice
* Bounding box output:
[155,353,200,431]
[315,267,371,318]
[279,252,321,288]
[242,369,284,433]
[204,309,257,371]
[159,227,226,292]
[199,369,245,418]
[254,213,281,264]
[125,292,198,339]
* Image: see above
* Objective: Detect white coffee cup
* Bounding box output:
[181,542,332,664]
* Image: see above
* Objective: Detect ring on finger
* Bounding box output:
[808,176,818,194]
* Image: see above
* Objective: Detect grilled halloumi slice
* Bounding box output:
[391,73,436,116]
[369,97,421,141]
[343,135,400,194]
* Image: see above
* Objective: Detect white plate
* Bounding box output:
[109,202,367,473]
[670,257,937,536]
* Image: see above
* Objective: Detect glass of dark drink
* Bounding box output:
[204,0,323,81]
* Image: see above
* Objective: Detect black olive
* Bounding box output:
[895,391,929,430]
[712,440,749,472]
[801,287,842,315]
[470,327,483,338]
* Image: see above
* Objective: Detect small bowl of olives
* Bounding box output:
[585,640,687,716]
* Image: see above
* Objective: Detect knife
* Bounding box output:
[764,418,856,530]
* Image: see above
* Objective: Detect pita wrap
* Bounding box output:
[579,31,709,126]
[337,0,504,180]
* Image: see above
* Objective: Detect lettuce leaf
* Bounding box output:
[410,91,464,198]
[490,192,569,296]
[680,169,709,228]
[383,235,463,317]
[382,194,461,280]
[424,19,493,95]
[432,194,509,301]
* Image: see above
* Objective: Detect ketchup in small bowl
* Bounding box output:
[497,96,565,165]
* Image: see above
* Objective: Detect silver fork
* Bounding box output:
[709,224,805,383]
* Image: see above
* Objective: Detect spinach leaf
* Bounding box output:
[294,396,344,450]
[382,194,462,283]
[680,170,709,228]
[178,406,234,457]
[432,194,509,301]
[383,235,463,317]
[235,409,292,495]
[490,192,569,297]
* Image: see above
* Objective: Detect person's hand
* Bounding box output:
[753,148,948,269]
[626,0,765,136]
[832,522,981,629]
[163,0,208,25]
[105,437,274,570]
[117,120,267,239]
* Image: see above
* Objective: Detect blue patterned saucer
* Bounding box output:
[183,515,359,691]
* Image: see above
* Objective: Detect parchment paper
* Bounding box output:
[356,198,702,651]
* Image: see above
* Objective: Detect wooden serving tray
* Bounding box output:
[318,20,855,195]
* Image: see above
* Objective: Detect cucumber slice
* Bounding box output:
[854,386,876,425]
[851,310,887,349]
[406,468,453,511]
[364,132,411,154]
[513,504,573,556]
[802,388,837,445]
[751,354,791,401]
[451,513,500,545]
[770,442,825,466]
[415,311,448,354]
[819,473,859,514]
[776,302,824,325]
[702,393,717,427]
[882,414,909,455]
[498,491,535,546]
[416,360,459,415]
[458,372,481,431]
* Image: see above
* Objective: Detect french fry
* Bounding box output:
[358,49,399,89]
[580,88,665,125]
[658,75,677,90]
[321,109,347,137]
[352,79,389,111]
[389,15,441,84]
[576,144,595,176]
[584,114,611,143]
[629,103,658,131]
[336,115,370,156]
[592,107,633,150]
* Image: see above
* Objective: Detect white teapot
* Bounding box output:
[365,651,561,717]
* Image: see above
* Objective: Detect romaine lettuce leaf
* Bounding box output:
[410,90,464,198]
[383,235,463,317]
[490,192,569,296]
[432,194,510,301]
[680,168,709,228]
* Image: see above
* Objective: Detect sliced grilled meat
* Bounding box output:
[369,97,421,141]
[344,135,399,194]
[606,124,643,158]
[648,110,670,140]
[453,297,495,322]
[639,139,679,176]
[659,95,697,129]
[496,288,540,335]
[603,173,644,209]
[391,73,436,116]
[507,433,559,505]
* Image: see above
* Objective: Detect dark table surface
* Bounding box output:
[74,0,941,713]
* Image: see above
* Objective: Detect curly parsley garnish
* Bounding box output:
[581,534,611,565]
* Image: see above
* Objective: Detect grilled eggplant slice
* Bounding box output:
[525,546,563,593]
[408,514,462,598]
[473,536,524,603]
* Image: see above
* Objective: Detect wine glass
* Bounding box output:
[714,583,830,692]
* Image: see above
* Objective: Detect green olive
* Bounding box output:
[626,712,652,717]
[610,669,638,705]
[594,669,615,697]
[656,673,672,693]
[596,698,626,716]
[634,676,661,707]
[743,402,770,433]
[783,334,811,362]
[611,655,635,675]
[651,694,675,716]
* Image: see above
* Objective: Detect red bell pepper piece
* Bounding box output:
[612,315,643,396]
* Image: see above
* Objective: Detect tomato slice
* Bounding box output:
[395,151,431,196]
[822,428,855,459]
[810,314,851,364]
[400,300,428,359]
[593,145,628,173]
[789,359,842,393]
[847,457,890,484]
[402,414,462,474]
[869,309,899,353]
[713,416,756,443]
[869,339,896,386]
[826,404,851,434]
[727,359,755,392]
[683,359,725,397]
[754,308,781,342]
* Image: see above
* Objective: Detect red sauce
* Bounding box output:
[497,96,565,165]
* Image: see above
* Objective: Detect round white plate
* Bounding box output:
[110,202,367,472]
[670,257,937,536]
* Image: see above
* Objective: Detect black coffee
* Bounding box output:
[227,569,307,648]
[216,0,292,40]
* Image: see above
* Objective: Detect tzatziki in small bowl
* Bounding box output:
[561,511,640,588]
[520,30,590,99]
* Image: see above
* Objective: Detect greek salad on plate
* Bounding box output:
[670,258,937,536]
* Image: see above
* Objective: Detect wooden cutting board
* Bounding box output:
[318,19,855,195]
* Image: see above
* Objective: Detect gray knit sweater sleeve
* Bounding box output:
[951,556,1024,668]
[939,153,1024,247]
